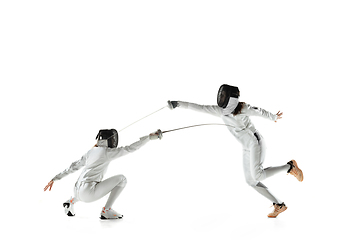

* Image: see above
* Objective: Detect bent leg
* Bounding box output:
[243,149,282,204]
[264,164,290,179]
[104,175,127,209]
[249,135,290,181]
[78,175,127,208]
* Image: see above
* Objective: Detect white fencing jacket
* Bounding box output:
[52,136,150,184]
[178,101,278,149]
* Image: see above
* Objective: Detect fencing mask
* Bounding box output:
[217,84,240,115]
[95,129,118,148]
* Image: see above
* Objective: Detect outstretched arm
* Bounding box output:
[107,129,162,160]
[241,103,282,122]
[51,156,87,182]
[44,156,87,191]
[168,100,222,117]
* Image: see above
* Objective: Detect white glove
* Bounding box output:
[149,129,163,140]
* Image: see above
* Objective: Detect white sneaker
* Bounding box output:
[63,197,76,217]
[100,207,123,220]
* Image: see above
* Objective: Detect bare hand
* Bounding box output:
[44,180,54,192]
[275,111,283,122]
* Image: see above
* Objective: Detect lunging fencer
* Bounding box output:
[168,84,303,218]
[44,128,163,219]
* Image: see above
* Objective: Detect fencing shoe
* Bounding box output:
[63,198,76,217]
[100,207,123,220]
[268,203,287,218]
[287,160,303,182]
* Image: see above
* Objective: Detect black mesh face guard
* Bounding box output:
[96,129,118,148]
[217,84,240,108]
[107,129,118,148]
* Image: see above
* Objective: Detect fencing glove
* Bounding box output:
[149,129,163,140]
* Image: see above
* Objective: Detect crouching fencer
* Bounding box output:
[44,129,163,220]
[169,84,303,218]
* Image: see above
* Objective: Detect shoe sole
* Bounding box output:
[100,215,123,220]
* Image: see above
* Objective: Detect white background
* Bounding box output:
[1,1,359,239]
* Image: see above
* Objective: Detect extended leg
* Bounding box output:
[253,182,282,204]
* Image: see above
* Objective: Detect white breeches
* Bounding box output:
[73,174,127,208]
[242,132,289,204]
[242,132,266,187]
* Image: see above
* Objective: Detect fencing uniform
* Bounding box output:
[52,135,150,210]
[177,101,289,204]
